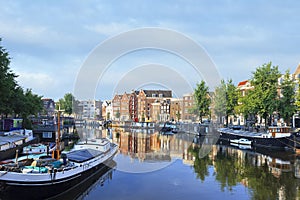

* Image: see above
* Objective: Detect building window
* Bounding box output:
[42,132,52,138]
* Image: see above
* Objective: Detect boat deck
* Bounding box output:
[219,128,265,138]
[67,149,103,163]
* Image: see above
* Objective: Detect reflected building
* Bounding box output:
[115,130,162,162]
[268,157,292,178]
[113,129,196,165]
[75,126,300,200]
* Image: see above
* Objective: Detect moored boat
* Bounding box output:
[218,126,298,149]
[230,138,252,145]
[0,129,37,160]
[0,138,118,199]
[160,122,179,134]
[22,142,56,155]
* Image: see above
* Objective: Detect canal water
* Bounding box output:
[74,126,300,200]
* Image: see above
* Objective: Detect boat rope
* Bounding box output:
[284,136,300,146]
[273,137,295,149]
[286,138,300,148]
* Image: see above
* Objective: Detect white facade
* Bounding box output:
[102,100,113,120]
[78,100,102,120]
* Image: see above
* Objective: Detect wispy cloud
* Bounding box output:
[0,0,299,99]
[84,21,138,36]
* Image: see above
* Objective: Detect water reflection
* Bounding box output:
[76,127,300,199]
[190,143,300,200]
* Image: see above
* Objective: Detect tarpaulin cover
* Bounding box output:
[67,149,102,163]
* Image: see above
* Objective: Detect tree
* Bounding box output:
[0,38,43,128]
[0,38,18,117]
[20,89,43,128]
[235,89,258,124]
[213,81,226,124]
[279,70,296,126]
[250,62,281,127]
[57,93,75,115]
[214,79,238,126]
[295,79,300,112]
[225,79,238,126]
[11,86,26,117]
[194,80,211,123]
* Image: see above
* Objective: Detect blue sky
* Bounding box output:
[1,0,299,100]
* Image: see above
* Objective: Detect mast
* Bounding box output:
[53,109,63,160]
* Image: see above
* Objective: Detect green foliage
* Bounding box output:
[58,93,75,115]
[279,70,296,125]
[0,38,17,116]
[188,145,211,182]
[239,62,281,127]
[214,79,238,125]
[295,79,300,112]
[214,81,226,123]
[226,79,238,116]
[0,38,43,128]
[194,80,211,123]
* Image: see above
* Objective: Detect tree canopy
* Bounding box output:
[57,93,75,115]
[0,38,43,128]
[249,63,280,126]
[278,70,296,125]
[234,62,296,127]
[193,80,211,123]
[213,79,238,126]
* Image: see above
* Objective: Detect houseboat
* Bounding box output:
[0,129,37,160]
[0,138,118,199]
[218,126,298,149]
[22,142,56,155]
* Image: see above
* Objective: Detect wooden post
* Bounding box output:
[15,150,19,167]
[52,110,61,160]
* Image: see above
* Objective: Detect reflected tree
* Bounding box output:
[188,145,211,182]
[214,149,240,191]
[213,146,300,200]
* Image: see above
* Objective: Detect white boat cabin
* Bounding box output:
[0,135,27,150]
[267,126,291,138]
[0,141,10,151]
[74,139,111,152]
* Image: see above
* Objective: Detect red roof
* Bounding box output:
[237,80,248,87]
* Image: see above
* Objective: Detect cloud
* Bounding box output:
[16,71,56,94]
[0,20,48,45]
[10,52,82,100]
[84,22,137,36]
[1,0,299,100]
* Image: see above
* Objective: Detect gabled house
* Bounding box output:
[42,98,55,116]
[112,94,122,120]
[120,93,131,121]
[129,91,138,122]
[137,90,172,122]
